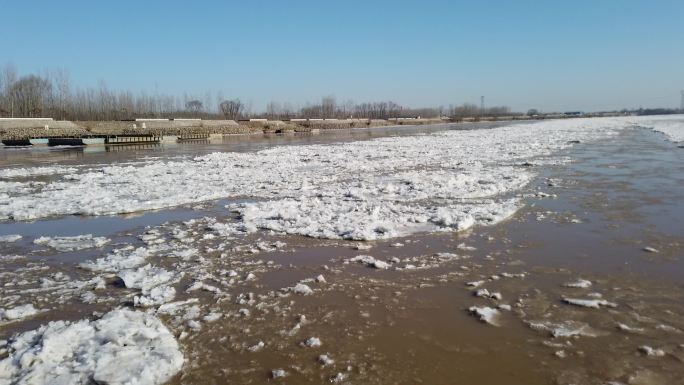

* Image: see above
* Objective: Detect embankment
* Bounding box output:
[0,117,448,140]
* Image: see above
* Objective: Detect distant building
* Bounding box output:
[563,111,584,117]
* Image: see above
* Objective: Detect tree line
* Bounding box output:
[0,64,515,121]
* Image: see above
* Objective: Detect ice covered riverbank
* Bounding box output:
[0,117,634,240]
[633,114,684,142]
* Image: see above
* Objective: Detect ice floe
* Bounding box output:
[118,264,181,292]
[634,114,684,142]
[348,254,391,269]
[291,283,314,295]
[475,288,502,300]
[528,320,600,338]
[0,308,183,385]
[617,323,645,334]
[247,341,265,352]
[0,166,78,179]
[318,354,335,366]
[33,234,110,252]
[303,337,322,347]
[134,286,177,307]
[0,234,22,243]
[0,304,40,322]
[0,118,630,244]
[563,278,592,288]
[562,297,617,309]
[80,246,155,272]
[638,345,665,357]
[468,306,501,326]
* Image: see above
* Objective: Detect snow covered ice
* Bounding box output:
[0,304,40,322]
[562,297,617,309]
[0,115,682,384]
[0,234,21,243]
[633,114,684,142]
[0,118,631,242]
[563,278,592,288]
[0,308,183,385]
[33,234,110,252]
[468,306,501,326]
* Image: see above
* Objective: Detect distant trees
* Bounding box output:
[185,100,203,116]
[0,64,235,120]
[0,64,518,121]
[449,104,480,119]
[294,98,409,120]
[9,75,52,117]
[448,103,513,119]
[219,99,243,120]
[527,109,539,116]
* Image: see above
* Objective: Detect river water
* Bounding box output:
[0,119,682,385]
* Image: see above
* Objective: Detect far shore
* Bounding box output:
[0,114,621,141]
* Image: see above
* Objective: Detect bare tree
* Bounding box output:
[54,69,70,120]
[321,95,336,118]
[0,64,517,121]
[219,99,243,120]
[0,64,18,117]
[10,75,52,117]
[185,100,203,116]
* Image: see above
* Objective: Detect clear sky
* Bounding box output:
[3,0,683,112]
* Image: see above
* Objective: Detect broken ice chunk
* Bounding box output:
[34,234,110,252]
[639,346,665,357]
[303,337,322,347]
[562,297,616,309]
[468,306,501,326]
[291,283,314,295]
[318,354,334,365]
[563,278,592,289]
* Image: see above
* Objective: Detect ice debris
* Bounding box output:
[34,234,110,252]
[0,235,22,243]
[1,118,630,247]
[562,297,617,309]
[638,345,665,357]
[468,306,501,326]
[291,283,314,295]
[303,337,322,347]
[0,308,183,385]
[528,320,599,338]
[0,304,40,322]
[318,354,334,366]
[563,278,592,288]
[348,255,390,269]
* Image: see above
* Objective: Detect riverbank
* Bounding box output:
[0,117,456,140]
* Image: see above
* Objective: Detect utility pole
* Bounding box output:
[480,96,485,117]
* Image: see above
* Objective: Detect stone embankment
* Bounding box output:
[0,117,449,140]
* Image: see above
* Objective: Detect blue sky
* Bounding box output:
[3,0,683,112]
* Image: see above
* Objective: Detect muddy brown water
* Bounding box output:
[0,125,683,385]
